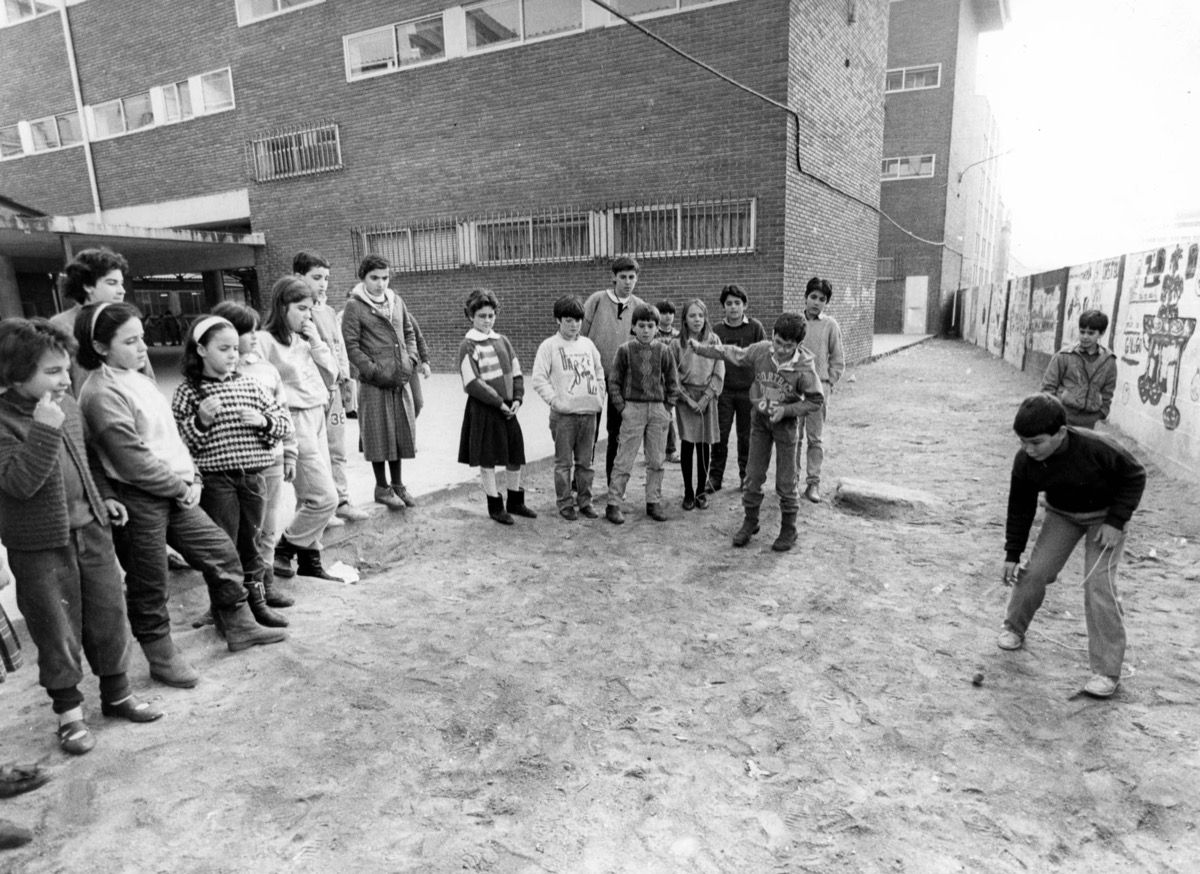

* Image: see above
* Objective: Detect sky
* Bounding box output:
[977,0,1200,272]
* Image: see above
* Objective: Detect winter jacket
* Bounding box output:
[1041,344,1117,418]
[341,286,419,390]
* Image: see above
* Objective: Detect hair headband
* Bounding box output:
[90,302,112,340]
[192,316,233,344]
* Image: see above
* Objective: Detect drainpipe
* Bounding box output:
[58,1,102,219]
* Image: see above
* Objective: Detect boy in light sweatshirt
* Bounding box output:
[531,296,607,521]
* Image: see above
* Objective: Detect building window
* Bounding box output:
[0,124,21,160]
[877,257,895,280]
[473,213,592,264]
[248,122,342,182]
[884,64,940,93]
[612,199,755,256]
[29,112,81,152]
[89,68,234,140]
[235,0,323,26]
[91,93,154,139]
[0,0,55,28]
[198,69,236,113]
[162,81,195,124]
[361,225,461,272]
[881,154,935,180]
[344,16,446,80]
[614,0,712,14]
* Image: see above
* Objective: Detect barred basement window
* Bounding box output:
[248,123,343,182]
[359,225,461,272]
[612,199,755,257]
[474,213,591,264]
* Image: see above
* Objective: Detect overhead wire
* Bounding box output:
[583,0,964,258]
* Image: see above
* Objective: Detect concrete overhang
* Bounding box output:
[0,214,264,274]
[973,0,1010,32]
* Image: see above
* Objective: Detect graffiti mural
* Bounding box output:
[985,282,1006,356]
[1003,276,1031,368]
[1064,258,1121,349]
[1117,242,1199,432]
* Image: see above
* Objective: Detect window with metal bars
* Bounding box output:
[248,123,342,182]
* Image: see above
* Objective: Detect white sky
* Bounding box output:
[977,0,1200,272]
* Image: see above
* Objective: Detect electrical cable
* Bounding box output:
[583,0,964,257]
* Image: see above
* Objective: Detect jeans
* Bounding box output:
[797,402,826,485]
[9,520,130,693]
[327,388,350,504]
[549,411,597,510]
[711,390,752,487]
[199,467,268,583]
[256,460,285,587]
[603,396,625,485]
[1004,506,1127,677]
[113,482,247,643]
[286,406,338,548]
[742,411,800,514]
[607,401,671,506]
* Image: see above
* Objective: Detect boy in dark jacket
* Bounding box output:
[1040,309,1117,429]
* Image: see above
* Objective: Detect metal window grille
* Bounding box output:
[351,195,756,272]
[247,122,343,182]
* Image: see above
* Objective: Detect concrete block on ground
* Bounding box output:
[833,477,945,518]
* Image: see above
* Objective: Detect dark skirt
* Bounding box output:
[458,397,526,468]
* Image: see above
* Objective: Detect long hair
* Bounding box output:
[262,276,314,345]
[181,317,236,389]
[74,302,142,370]
[678,298,715,345]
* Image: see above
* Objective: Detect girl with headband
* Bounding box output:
[255,276,344,582]
[171,315,294,630]
[74,302,287,689]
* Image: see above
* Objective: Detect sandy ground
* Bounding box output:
[1,339,1198,873]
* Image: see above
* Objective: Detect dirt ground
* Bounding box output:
[2,339,1198,873]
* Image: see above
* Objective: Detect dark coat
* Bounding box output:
[341,291,419,461]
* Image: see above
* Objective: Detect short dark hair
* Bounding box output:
[61,248,130,305]
[772,312,807,344]
[293,251,330,276]
[210,300,260,335]
[719,284,748,306]
[611,255,640,275]
[805,277,833,302]
[74,302,143,370]
[0,318,77,387]
[1079,309,1109,333]
[655,299,675,316]
[553,294,585,321]
[465,288,499,318]
[1014,394,1067,438]
[357,254,389,280]
[262,276,315,345]
[631,303,660,326]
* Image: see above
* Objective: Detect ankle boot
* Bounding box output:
[261,569,294,608]
[772,512,798,552]
[295,546,347,582]
[732,508,761,547]
[216,602,288,652]
[506,488,538,519]
[273,536,298,579]
[487,494,514,525]
[245,582,289,627]
[141,635,200,688]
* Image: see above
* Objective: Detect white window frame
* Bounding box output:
[608,199,756,257]
[604,0,736,24]
[881,154,935,181]
[462,0,586,55]
[27,111,82,153]
[0,0,57,29]
[0,123,24,161]
[343,15,448,81]
[234,0,324,27]
[87,67,234,141]
[884,63,941,93]
[468,212,596,265]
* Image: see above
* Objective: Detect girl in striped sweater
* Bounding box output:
[457,289,538,525]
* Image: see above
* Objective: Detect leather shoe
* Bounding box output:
[57,721,95,756]
[559,506,578,521]
[605,505,625,525]
[646,503,667,522]
[101,696,165,723]
[578,505,600,519]
[0,764,49,798]
[804,483,821,503]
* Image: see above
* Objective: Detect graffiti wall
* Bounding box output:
[1027,268,1068,375]
[1108,241,1200,474]
[962,285,980,344]
[1064,257,1122,349]
[1003,276,1030,369]
[985,282,1007,356]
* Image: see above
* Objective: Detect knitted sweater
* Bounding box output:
[609,339,681,410]
[1040,344,1117,417]
[802,314,846,387]
[712,317,766,392]
[458,329,525,406]
[530,333,606,414]
[692,341,824,419]
[582,289,646,374]
[1005,428,1145,561]
[79,365,196,500]
[171,373,294,472]
[0,391,113,550]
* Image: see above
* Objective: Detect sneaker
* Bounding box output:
[559,506,578,521]
[1083,674,1119,698]
[803,483,821,503]
[578,505,600,519]
[325,514,346,528]
[996,629,1024,651]
[336,502,371,522]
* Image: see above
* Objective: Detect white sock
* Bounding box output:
[59,707,84,726]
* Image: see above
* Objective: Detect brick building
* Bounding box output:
[875,0,1008,334]
[1,0,888,367]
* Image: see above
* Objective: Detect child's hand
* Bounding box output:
[1001,561,1019,587]
[179,483,202,509]
[768,406,786,424]
[239,408,267,429]
[420,363,431,379]
[283,461,296,482]
[299,320,321,344]
[33,392,65,429]
[510,399,522,415]
[104,499,129,527]
[1094,524,1123,550]
[687,338,701,350]
[499,402,513,418]
[694,395,709,413]
[197,396,224,426]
